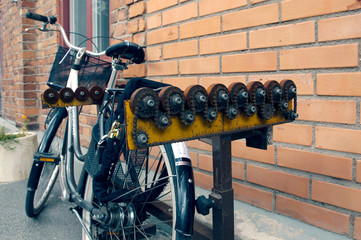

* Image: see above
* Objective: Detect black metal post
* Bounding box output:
[210,134,234,240]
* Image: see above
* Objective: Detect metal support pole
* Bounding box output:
[210,134,234,240]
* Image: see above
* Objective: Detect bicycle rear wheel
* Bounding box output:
[25,108,67,217]
[82,144,194,240]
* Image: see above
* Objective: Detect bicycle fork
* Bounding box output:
[58,106,100,239]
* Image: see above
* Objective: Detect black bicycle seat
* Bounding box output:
[105,41,145,64]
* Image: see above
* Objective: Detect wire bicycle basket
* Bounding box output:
[47,46,113,91]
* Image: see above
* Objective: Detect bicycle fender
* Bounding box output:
[27,108,67,191]
[171,143,195,237]
[175,160,195,236]
[27,161,45,191]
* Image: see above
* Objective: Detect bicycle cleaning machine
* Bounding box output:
[42,79,298,239]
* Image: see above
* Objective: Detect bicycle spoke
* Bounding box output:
[82,144,190,240]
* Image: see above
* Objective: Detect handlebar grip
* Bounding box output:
[26,12,49,23]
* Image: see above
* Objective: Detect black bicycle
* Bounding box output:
[24,12,195,240]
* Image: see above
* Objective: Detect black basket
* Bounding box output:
[47,46,113,91]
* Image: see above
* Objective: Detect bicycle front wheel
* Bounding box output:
[82,143,194,240]
[25,108,67,218]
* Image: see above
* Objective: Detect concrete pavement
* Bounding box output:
[0,179,81,240]
[0,178,351,240]
[0,117,352,239]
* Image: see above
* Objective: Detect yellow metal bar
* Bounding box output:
[41,94,99,109]
[125,101,292,150]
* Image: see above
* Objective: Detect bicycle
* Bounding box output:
[24,12,195,240]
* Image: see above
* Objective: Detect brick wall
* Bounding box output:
[115,0,361,238]
[0,0,58,129]
[2,0,361,238]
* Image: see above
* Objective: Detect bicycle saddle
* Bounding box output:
[105,41,145,64]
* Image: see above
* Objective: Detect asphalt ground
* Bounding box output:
[0,117,352,240]
[0,179,81,240]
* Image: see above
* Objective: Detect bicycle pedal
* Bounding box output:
[33,151,60,163]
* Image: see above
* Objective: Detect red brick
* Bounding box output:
[249,74,314,96]
[122,0,133,5]
[223,4,278,31]
[147,14,161,30]
[315,127,361,154]
[233,182,273,211]
[278,147,353,180]
[147,26,178,45]
[147,0,177,13]
[127,19,140,34]
[317,72,361,96]
[251,0,267,3]
[199,0,247,16]
[22,107,39,116]
[319,14,361,41]
[232,161,244,180]
[146,46,161,61]
[222,51,277,73]
[199,76,246,90]
[123,64,146,78]
[128,1,145,18]
[281,0,361,21]
[193,171,213,190]
[232,140,275,164]
[163,2,197,25]
[297,99,356,124]
[189,151,198,168]
[21,0,35,8]
[250,21,315,49]
[180,16,221,39]
[354,217,361,240]
[200,32,247,55]
[276,196,349,234]
[280,44,359,70]
[273,123,312,146]
[179,56,220,75]
[110,0,121,10]
[148,61,178,76]
[139,18,146,32]
[312,180,361,212]
[199,154,212,172]
[356,160,361,183]
[163,40,198,59]
[162,77,198,91]
[118,8,127,21]
[187,140,212,151]
[132,32,146,46]
[247,165,309,198]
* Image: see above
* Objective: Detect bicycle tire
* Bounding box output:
[82,144,194,240]
[25,108,67,218]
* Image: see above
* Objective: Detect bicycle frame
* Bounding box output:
[58,49,121,214]
[25,12,196,239]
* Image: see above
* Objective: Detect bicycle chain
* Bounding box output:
[248,81,266,119]
[129,80,298,148]
[280,79,298,120]
[130,88,159,148]
[183,85,207,125]
[229,82,250,116]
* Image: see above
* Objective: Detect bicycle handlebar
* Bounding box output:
[25,12,49,23]
[26,12,106,57]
